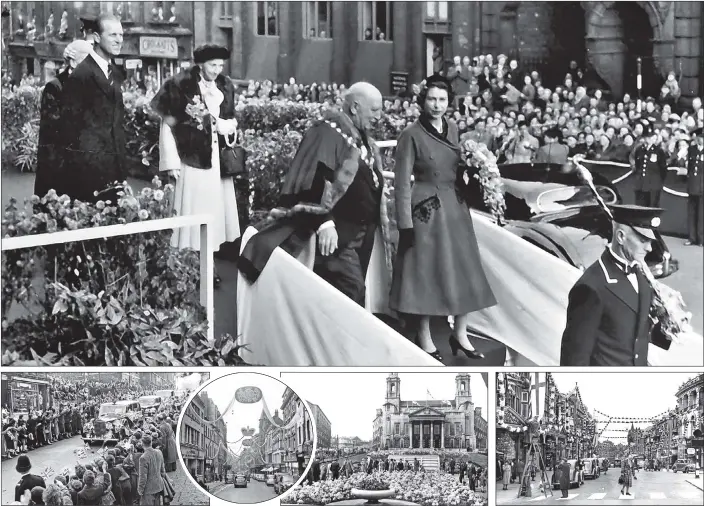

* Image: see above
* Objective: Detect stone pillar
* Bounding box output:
[330,1,348,84]
[277,1,294,82]
[392,1,408,72]
[408,1,425,85]
[674,0,703,99]
[441,423,445,449]
[451,1,472,58]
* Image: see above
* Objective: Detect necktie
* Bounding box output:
[107,63,114,86]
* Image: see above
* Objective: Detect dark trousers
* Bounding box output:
[687,195,703,244]
[561,488,568,498]
[634,189,662,207]
[314,225,375,306]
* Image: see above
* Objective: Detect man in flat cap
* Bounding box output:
[560,204,671,366]
[60,13,126,202]
[632,124,668,207]
[686,127,704,245]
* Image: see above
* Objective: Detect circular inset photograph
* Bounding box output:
[177,372,317,504]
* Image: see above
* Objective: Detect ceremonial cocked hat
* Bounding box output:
[608,204,664,240]
[194,44,230,64]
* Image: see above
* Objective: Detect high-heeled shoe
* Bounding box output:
[449,335,485,360]
[413,335,443,362]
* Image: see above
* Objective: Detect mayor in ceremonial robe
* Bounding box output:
[560,205,672,366]
[239,82,392,305]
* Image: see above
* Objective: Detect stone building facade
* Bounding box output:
[473,407,488,451]
[373,373,477,451]
[4,2,701,100]
[674,374,704,466]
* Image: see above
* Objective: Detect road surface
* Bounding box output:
[1,435,208,505]
[497,468,704,505]
[215,478,279,503]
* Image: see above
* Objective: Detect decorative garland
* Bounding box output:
[496,373,528,433]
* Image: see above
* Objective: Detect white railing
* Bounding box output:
[1,214,215,341]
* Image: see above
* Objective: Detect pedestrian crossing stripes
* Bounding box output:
[617,494,634,500]
[587,493,607,499]
[556,494,579,500]
[649,492,666,500]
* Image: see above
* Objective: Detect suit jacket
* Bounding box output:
[60,53,127,202]
[137,447,165,496]
[35,69,70,199]
[632,143,668,192]
[560,250,669,366]
[687,144,704,196]
[15,473,45,502]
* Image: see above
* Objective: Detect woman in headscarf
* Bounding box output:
[620,454,633,496]
[151,44,241,288]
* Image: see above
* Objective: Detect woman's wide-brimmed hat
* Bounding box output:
[194,44,230,64]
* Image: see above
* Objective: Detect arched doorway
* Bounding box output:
[550,1,586,86]
[614,2,659,98]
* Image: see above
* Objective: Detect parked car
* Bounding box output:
[82,400,141,445]
[274,473,296,495]
[583,458,600,479]
[672,459,696,473]
[265,473,276,486]
[234,474,247,488]
[551,460,581,489]
[469,163,678,278]
[138,395,162,412]
[613,458,621,468]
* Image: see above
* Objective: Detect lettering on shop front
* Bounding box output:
[139,36,178,58]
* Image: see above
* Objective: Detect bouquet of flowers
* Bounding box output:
[185,95,210,131]
[460,139,506,225]
[639,261,692,342]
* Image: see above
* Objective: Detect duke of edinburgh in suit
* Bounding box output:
[239,83,391,305]
[560,205,672,366]
[60,14,127,203]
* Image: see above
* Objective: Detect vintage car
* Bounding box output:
[233,473,248,488]
[82,400,141,444]
[154,389,175,399]
[466,163,679,278]
[583,458,601,479]
[265,473,276,486]
[138,395,162,412]
[671,459,697,473]
[551,459,581,489]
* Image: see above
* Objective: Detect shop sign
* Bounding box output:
[140,36,178,58]
[390,71,409,95]
[687,447,696,454]
[181,447,199,459]
[125,59,141,70]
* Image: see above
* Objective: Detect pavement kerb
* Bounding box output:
[209,482,230,496]
[685,477,703,491]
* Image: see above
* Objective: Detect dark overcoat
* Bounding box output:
[560,250,670,366]
[632,144,668,192]
[35,69,70,198]
[60,54,127,202]
[687,144,704,196]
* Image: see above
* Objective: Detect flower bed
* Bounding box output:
[1,178,248,366]
[283,471,486,506]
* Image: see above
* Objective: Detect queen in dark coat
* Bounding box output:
[389,75,496,362]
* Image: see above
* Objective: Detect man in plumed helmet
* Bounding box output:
[631,124,668,207]
[685,127,704,245]
[560,205,672,366]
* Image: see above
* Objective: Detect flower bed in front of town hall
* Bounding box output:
[283,471,486,506]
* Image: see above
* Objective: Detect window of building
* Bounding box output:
[394,422,400,434]
[304,1,332,38]
[455,422,462,434]
[219,1,234,19]
[359,1,393,41]
[425,1,448,21]
[256,1,278,36]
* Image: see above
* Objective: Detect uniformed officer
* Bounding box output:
[632,125,668,207]
[536,127,570,165]
[686,127,704,245]
[13,454,46,503]
[560,205,672,366]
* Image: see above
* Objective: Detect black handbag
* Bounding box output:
[220,138,246,178]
